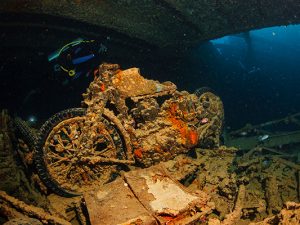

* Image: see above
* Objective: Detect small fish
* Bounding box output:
[28,115,37,123]
[258,134,269,142]
[200,117,209,124]
[240,131,248,136]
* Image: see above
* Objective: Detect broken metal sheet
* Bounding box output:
[84,178,157,225]
[124,164,210,223]
[84,164,211,225]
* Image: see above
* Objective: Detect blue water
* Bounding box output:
[181,25,300,129]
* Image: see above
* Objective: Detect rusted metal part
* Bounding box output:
[81,156,134,165]
[35,63,224,196]
[35,108,126,196]
[42,113,122,194]
[249,202,300,225]
[0,203,27,221]
[103,108,134,162]
[212,185,246,225]
[298,153,300,202]
[84,164,212,225]
[265,176,282,215]
[130,88,176,102]
[227,131,300,150]
[133,89,224,166]
[83,63,223,169]
[227,113,300,151]
[111,68,176,98]
[0,110,21,193]
[0,190,71,225]
[123,165,212,224]
[14,117,37,150]
[272,156,300,171]
[229,113,300,137]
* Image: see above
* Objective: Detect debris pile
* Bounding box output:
[0,64,299,224]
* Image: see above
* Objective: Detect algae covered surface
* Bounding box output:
[0,103,299,224]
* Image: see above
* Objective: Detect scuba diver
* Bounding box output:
[18,38,109,124]
[48,37,109,86]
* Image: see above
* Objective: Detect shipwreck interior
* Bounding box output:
[1,1,300,225]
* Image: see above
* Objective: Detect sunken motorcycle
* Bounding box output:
[34,63,224,197]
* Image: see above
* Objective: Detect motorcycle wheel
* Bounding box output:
[34,108,126,197]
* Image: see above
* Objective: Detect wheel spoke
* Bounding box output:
[61,127,70,137]
[50,157,70,166]
[42,113,125,194]
[47,150,67,160]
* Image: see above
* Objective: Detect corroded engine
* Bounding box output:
[31,63,224,196]
[89,64,224,167]
[129,89,224,167]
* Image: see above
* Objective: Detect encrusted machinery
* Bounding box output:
[2,103,300,224]
[33,63,224,197]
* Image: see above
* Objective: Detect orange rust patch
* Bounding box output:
[115,69,122,74]
[168,103,188,145]
[169,102,178,116]
[134,148,143,159]
[154,145,163,153]
[167,102,198,146]
[115,70,123,79]
[169,117,188,145]
[161,213,186,224]
[112,70,124,86]
[100,83,105,92]
[161,215,174,222]
[189,130,198,145]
